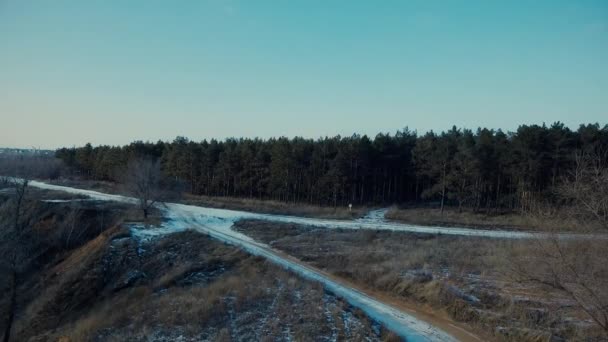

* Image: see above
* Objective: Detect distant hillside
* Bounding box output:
[0,148,54,156]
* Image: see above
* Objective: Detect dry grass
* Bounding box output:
[49,177,370,219]
[59,254,390,341]
[154,262,195,289]
[2,194,397,342]
[49,178,124,195]
[235,219,607,341]
[385,206,596,232]
[183,193,369,219]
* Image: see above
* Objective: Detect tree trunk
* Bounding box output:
[415,176,419,203]
[3,269,17,342]
[495,173,501,213]
[13,192,23,232]
[440,162,446,215]
[458,178,466,213]
[360,182,364,204]
[440,186,446,214]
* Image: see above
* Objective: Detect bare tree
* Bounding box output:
[63,204,81,249]
[510,237,608,337]
[123,157,163,220]
[508,151,608,338]
[1,178,29,342]
[11,179,28,233]
[512,149,608,337]
[557,149,608,229]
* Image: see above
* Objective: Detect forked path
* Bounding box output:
[29,180,491,341]
[30,181,595,240]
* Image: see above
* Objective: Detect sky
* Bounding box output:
[0,0,607,149]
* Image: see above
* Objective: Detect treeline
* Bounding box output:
[0,152,63,180]
[55,123,608,211]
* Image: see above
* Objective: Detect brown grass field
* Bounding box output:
[234,219,607,341]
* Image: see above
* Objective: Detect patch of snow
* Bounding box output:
[356,208,390,224]
[29,179,603,240]
[322,294,339,342]
[41,199,92,203]
[225,296,239,338]
[132,202,460,342]
[27,179,603,341]
[446,285,480,304]
[28,180,459,341]
[129,222,189,242]
[110,236,131,244]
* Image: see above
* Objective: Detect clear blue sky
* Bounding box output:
[1,1,606,149]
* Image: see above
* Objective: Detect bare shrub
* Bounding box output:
[557,149,608,230]
[510,237,608,337]
[121,157,163,219]
[62,204,81,249]
[235,219,606,340]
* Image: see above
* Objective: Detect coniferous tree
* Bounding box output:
[54,122,608,216]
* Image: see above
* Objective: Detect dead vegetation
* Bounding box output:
[0,189,397,341]
[387,149,608,234]
[183,193,369,219]
[0,184,133,342]
[14,227,392,342]
[509,238,608,337]
[47,177,368,220]
[60,252,389,342]
[385,206,596,232]
[234,219,608,341]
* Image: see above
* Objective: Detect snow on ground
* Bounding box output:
[25,180,606,341]
[28,180,463,341]
[158,204,458,341]
[26,180,599,240]
[29,180,137,203]
[258,213,545,239]
[26,180,606,340]
[356,208,390,224]
[41,199,94,203]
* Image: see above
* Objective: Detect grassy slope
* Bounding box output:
[234,219,606,341]
[0,192,396,341]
